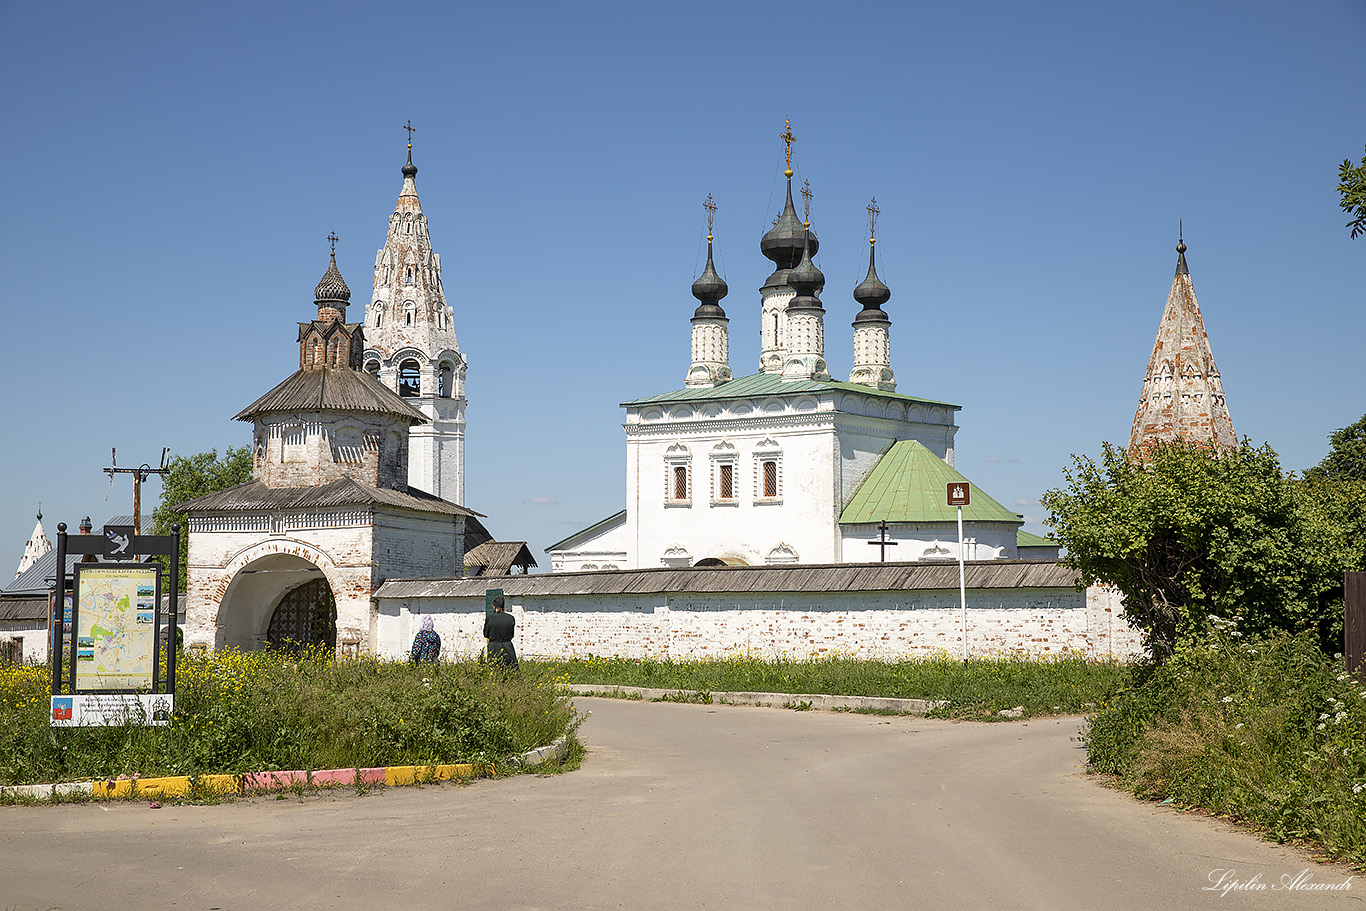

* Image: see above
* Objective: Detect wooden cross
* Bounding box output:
[327,231,339,254]
[868,520,898,562]
[867,197,880,241]
[703,193,716,239]
[800,180,812,226]
[780,119,795,170]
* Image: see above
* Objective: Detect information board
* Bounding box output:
[72,564,160,692]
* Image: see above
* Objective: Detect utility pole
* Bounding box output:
[104,448,170,535]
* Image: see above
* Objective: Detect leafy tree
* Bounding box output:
[1301,413,1366,484]
[1338,145,1366,239]
[151,446,254,591]
[1042,440,1331,660]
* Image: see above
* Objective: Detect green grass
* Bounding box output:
[0,649,580,787]
[528,651,1129,720]
[1086,626,1366,866]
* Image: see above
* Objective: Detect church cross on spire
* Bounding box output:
[801,180,812,228]
[780,119,795,176]
[867,197,881,243]
[703,193,716,240]
[327,231,339,254]
[404,119,416,148]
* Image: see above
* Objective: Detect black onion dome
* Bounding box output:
[402,145,418,180]
[786,231,824,311]
[691,238,729,319]
[760,176,819,269]
[853,243,891,322]
[314,251,351,304]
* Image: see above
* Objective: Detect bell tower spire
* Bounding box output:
[362,125,468,503]
[1128,234,1236,452]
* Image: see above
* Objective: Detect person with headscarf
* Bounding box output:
[483,596,518,670]
[411,615,441,663]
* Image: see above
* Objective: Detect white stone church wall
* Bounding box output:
[375,587,1146,662]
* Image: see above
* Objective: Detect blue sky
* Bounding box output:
[2,0,1363,572]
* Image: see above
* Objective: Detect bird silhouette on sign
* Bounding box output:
[106,529,131,557]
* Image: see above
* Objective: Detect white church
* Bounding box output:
[548,131,1047,572]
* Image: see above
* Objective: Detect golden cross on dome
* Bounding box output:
[327,231,340,254]
[780,119,795,172]
[867,197,881,242]
[800,180,812,226]
[703,194,716,239]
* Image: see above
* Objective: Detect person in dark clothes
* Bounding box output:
[411,615,441,663]
[483,597,518,670]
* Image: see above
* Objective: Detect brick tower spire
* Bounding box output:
[362,127,467,503]
[1129,237,1236,451]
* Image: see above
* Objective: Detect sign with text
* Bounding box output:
[947,482,971,507]
[50,693,173,727]
[72,564,160,692]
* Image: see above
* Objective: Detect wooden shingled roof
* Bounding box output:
[463,541,538,576]
[177,478,483,517]
[234,367,425,423]
[375,559,1079,600]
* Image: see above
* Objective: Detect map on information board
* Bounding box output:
[74,565,159,692]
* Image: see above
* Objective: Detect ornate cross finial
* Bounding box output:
[327,231,339,254]
[780,119,795,174]
[404,119,416,150]
[867,197,881,243]
[800,179,812,227]
[703,193,716,240]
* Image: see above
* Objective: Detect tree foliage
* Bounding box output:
[1042,440,1339,660]
[1338,144,1366,239]
[151,447,254,591]
[1302,413,1366,484]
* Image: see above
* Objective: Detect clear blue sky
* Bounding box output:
[2,0,1363,572]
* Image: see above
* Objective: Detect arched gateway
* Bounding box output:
[267,578,336,652]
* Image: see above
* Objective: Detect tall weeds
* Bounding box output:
[0,649,578,786]
[1086,625,1366,864]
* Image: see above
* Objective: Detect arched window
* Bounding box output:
[438,361,454,398]
[364,360,380,378]
[398,359,421,397]
[763,461,778,498]
[404,300,416,327]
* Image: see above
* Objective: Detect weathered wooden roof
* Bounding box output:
[464,541,537,576]
[234,367,425,423]
[177,478,483,518]
[375,559,1080,599]
[0,595,48,621]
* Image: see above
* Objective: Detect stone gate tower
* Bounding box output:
[362,139,467,504]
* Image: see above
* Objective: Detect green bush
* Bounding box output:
[1086,626,1366,864]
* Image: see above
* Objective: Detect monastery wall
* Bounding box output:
[375,587,1147,662]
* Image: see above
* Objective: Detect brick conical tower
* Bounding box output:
[1129,238,1236,451]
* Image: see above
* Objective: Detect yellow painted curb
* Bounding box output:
[196,774,239,795]
[93,776,191,799]
[384,763,479,786]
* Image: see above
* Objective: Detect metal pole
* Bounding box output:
[52,525,67,696]
[167,525,180,693]
[958,505,967,660]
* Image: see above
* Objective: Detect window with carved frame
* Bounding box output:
[752,439,783,504]
[710,441,738,506]
[664,442,692,506]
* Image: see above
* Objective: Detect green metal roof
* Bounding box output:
[623,372,958,409]
[838,440,1022,525]
[1015,530,1055,548]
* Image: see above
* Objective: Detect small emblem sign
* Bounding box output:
[947,482,970,507]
